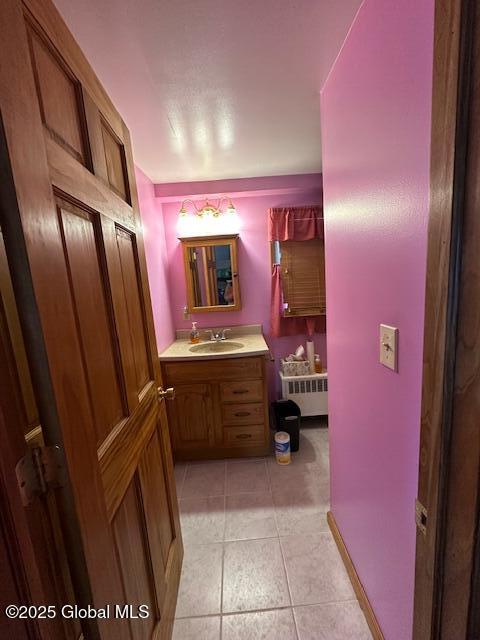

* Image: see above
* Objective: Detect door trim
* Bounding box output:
[328,512,384,639]
[413,0,480,637]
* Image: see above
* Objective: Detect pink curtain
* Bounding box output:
[270,264,326,338]
[268,205,323,241]
[269,204,326,338]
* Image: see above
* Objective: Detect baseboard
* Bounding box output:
[327,511,385,640]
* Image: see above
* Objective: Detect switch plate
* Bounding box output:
[380,324,398,371]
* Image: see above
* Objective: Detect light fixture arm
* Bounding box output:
[178,195,236,218]
[179,198,201,215]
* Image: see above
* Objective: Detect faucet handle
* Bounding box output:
[205,329,215,341]
[221,328,231,340]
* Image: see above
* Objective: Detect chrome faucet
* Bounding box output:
[206,328,231,342]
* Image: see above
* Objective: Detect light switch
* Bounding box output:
[380,324,398,371]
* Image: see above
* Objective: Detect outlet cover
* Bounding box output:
[380,324,398,371]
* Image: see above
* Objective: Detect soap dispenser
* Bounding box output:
[190,321,200,344]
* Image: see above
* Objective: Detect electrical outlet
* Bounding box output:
[380,324,398,371]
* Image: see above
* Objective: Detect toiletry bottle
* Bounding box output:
[190,321,200,344]
[306,340,315,374]
[314,355,322,373]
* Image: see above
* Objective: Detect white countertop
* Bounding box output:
[159,324,270,362]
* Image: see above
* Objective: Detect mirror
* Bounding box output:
[181,234,241,313]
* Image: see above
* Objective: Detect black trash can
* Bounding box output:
[272,399,301,452]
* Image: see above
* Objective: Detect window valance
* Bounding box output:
[268,206,324,241]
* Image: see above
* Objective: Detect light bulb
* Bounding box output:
[226,201,237,216]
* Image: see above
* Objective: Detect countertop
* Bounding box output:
[159,324,270,362]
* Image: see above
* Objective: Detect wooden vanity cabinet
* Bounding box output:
[162,356,271,460]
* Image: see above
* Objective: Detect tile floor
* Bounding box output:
[172,420,372,639]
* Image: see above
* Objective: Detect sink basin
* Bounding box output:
[189,341,244,354]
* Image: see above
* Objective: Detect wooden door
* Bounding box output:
[168,384,214,454]
[0,0,182,638]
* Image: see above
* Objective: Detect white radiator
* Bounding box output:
[279,371,328,417]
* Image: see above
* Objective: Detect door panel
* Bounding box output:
[57,196,126,445]
[113,226,152,395]
[100,118,130,203]
[99,391,157,522]
[26,17,89,166]
[113,480,157,640]
[0,1,183,638]
[138,428,176,578]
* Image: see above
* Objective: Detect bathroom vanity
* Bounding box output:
[159,327,271,460]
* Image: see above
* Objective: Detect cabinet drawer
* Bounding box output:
[224,425,266,447]
[222,402,265,426]
[220,379,263,403]
[163,356,263,384]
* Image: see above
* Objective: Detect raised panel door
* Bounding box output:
[0,1,183,638]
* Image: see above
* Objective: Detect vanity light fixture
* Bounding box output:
[178,196,237,219]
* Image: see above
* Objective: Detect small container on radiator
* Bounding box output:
[281,359,311,377]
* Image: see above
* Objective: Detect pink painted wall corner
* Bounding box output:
[135,166,175,353]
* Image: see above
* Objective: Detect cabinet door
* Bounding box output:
[168,384,214,452]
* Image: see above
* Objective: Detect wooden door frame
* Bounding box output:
[0,260,48,640]
[413,0,480,638]
[0,106,99,639]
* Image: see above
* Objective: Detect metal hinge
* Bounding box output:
[15,446,64,506]
[415,498,428,535]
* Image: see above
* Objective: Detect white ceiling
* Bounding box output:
[53,0,362,183]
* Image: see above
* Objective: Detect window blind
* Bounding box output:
[280,238,326,317]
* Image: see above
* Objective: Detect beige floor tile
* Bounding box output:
[182,461,226,499]
[273,486,329,536]
[226,460,270,495]
[294,601,372,639]
[225,492,277,541]
[268,463,330,499]
[222,608,298,639]
[175,543,223,617]
[281,533,355,606]
[174,462,187,494]
[172,615,221,639]
[180,495,225,545]
[223,538,290,612]
[294,431,329,466]
[173,426,367,637]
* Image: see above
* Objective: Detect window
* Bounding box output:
[276,238,326,317]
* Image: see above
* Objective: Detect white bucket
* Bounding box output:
[275,431,291,465]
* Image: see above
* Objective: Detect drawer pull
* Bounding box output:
[234,411,251,417]
[233,389,249,395]
[236,433,252,439]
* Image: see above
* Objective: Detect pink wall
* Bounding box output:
[159,176,325,396]
[320,1,434,639]
[135,167,175,352]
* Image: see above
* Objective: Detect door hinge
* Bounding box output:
[15,446,64,506]
[415,498,427,535]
